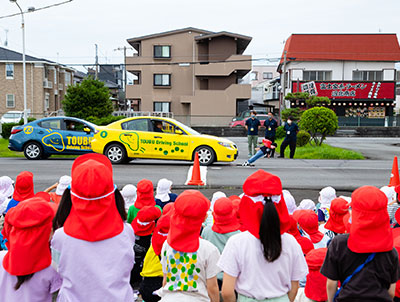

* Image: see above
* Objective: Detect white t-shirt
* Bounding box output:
[0,251,62,302]
[159,239,221,302]
[218,231,308,300]
[51,223,135,302]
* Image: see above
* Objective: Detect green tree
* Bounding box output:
[281,108,303,122]
[299,107,338,146]
[62,77,113,119]
[306,96,331,107]
[285,92,310,102]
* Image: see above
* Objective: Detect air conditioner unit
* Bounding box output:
[43,79,53,89]
[48,81,53,89]
[59,83,64,90]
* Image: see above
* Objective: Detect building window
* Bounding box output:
[6,94,15,108]
[54,69,57,84]
[154,74,171,87]
[263,72,273,80]
[154,45,171,58]
[154,102,170,112]
[65,72,71,86]
[6,63,14,79]
[250,72,258,81]
[44,93,50,110]
[352,71,383,81]
[303,71,332,81]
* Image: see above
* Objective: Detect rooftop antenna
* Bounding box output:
[378,28,382,33]
[4,29,8,47]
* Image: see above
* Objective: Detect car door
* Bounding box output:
[39,118,65,154]
[119,118,152,158]
[63,118,94,154]
[149,119,190,160]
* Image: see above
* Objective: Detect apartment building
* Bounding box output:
[278,34,400,124]
[0,47,74,118]
[125,27,252,126]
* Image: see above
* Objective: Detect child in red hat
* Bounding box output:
[287,215,314,256]
[324,198,349,236]
[50,154,136,302]
[0,196,61,301]
[139,209,173,302]
[201,197,241,288]
[303,248,328,302]
[321,186,400,302]
[130,206,162,290]
[242,139,277,166]
[159,190,221,301]
[127,179,161,223]
[219,170,308,302]
[4,171,34,215]
[394,237,400,302]
[297,210,330,249]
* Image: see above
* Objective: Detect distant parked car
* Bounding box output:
[8,117,97,160]
[229,114,269,128]
[1,111,24,124]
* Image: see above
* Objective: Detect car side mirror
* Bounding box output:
[83,127,91,133]
[175,129,183,135]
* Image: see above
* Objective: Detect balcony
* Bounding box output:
[195,55,251,77]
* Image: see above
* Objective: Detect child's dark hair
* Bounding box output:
[53,187,127,231]
[259,197,282,262]
[15,274,34,290]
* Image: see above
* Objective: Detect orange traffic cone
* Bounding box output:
[187,152,205,186]
[389,156,400,187]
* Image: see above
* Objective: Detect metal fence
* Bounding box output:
[338,116,400,127]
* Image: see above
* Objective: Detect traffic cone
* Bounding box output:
[187,152,205,186]
[389,156,400,187]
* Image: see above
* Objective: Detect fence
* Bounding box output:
[338,116,400,127]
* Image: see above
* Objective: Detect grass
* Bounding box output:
[0,139,78,159]
[274,138,365,160]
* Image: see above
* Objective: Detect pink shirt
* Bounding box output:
[51,223,135,302]
[218,231,308,300]
[0,251,62,302]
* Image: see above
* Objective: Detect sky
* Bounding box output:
[1,0,400,71]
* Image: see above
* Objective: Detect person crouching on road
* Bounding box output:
[279,116,298,159]
[245,111,261,157]
[242,139,277,166]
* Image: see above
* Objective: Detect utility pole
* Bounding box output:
[95,44,98,80]
[282,50,288,110]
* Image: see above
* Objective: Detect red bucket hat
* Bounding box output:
[1,197,54,276]
[34,191,51,203]
[132,206,162,236]
[64,154,123,242]
[135,179,155,209]
[13,171,34,202]
[287,215,314,255]
[162,202,174,216]
[167,190,210,252]
[212,197,241,234]
[152,213,172,256]
[305,248,328,302]
[348,186,393,253]
[262,139,272,149]
[298,210,324,244]
[325,198,349,234]
[240,170,290,239]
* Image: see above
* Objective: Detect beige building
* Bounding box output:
[125,27,252,126]
[0,47,74,118]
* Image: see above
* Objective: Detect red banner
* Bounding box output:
[292,81,395,99]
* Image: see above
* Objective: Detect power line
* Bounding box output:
[0,0,73,20]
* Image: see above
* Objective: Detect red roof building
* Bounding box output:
[278,34,400,124]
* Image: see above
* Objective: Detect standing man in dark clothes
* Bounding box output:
[279,116,299,159]
[245,111,261,157]
[264,112,278,157]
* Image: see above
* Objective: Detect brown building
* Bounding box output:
[125,27,252,126]
[0,47,74,118]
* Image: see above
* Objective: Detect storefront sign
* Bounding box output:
[292,81,395,99]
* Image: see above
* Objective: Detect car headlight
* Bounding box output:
[218,142,232,148]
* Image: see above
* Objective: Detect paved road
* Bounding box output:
[1,138,399,199]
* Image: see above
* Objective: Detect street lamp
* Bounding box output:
[9,0,35,124]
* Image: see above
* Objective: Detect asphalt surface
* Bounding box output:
[1,137,399,202]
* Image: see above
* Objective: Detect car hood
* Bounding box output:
[196,134,235,145]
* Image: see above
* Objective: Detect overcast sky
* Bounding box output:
[1,0,399,71]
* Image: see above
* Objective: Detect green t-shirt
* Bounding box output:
[127,204,162,224]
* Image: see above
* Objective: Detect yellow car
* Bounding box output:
[91,116,238,165]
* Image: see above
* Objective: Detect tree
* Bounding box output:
[281,108,303,121]
[306,96,331,107]
[299,107,338,146]
[62,77,113,119]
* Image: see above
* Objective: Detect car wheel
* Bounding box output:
[24,142,43,160]
[105,143,127,164]
[194,146,215,166]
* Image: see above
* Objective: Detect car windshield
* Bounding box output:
[171,120,200,135]
[3,113,21,118]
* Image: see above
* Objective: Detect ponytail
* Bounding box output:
[53,188,72,230]
[259,197,282,262]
